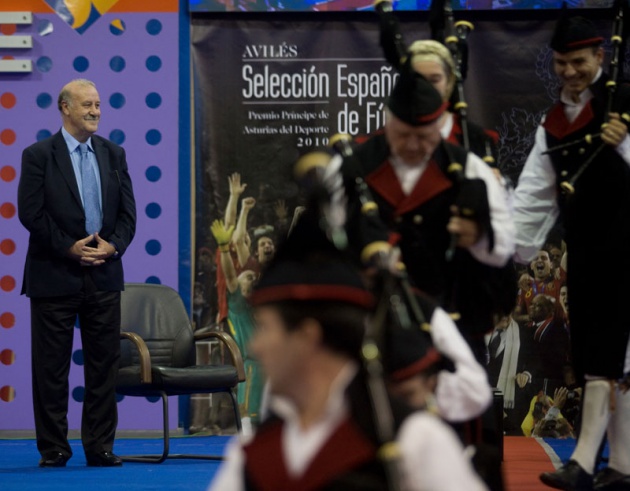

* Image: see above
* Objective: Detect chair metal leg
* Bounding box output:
[119,391,226,463]
[229,388,243,432]
[121,392,170,463]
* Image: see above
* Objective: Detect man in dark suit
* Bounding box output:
[523,294,570,397]
[17,79,136,468]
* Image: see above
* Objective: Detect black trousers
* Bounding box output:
[30,271,121,457]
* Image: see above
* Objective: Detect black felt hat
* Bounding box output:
[249,208,374,310]
[386,70,448,127]
[550,7,603,54]
[383,324,442,382]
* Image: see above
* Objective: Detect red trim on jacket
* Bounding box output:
[365,160,453,215]
[543,101,595,140]
[243,417,377,491]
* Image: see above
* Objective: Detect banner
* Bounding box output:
[191,16,616,435]
[191,17,554,227]
[188,0,615,13]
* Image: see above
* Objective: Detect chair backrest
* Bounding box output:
[120,283,196,369]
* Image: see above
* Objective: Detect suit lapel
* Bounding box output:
[366,160,453,216]
[398,161,453,215]
[52,132,83,209]
[92,136,109,211]
[365,161,405,209]
[543,100,595,140]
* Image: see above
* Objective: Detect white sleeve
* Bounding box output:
[512,125,560,264]
[397,412,488,491]
[464,153,515,267]
[430,307,493,422]
[207,437,246,491]
[615,134,630,165]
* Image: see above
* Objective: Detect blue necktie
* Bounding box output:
[79,143,101,235]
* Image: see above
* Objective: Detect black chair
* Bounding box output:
[116,283,245,463]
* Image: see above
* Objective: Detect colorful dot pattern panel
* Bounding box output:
[0,12,180,431]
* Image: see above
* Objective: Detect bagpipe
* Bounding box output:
[428,0,474,152]
[294,133,432,491]
[426,0,498,167]
[544,0,630,195]
[288,2,513,485]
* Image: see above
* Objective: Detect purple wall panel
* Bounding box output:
[0,11,181,430]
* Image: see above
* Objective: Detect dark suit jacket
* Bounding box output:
[518,318,570,392]
[18,130,136,298]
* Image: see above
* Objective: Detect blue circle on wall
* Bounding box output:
[146,396,161,403]
[109,19,126,36]
[146,166,162,182]
[116,393,125,402]
[109,56,126,73]
[36,56,52,73]
[72,349,84,366]
[36,93,53,109]
[145,240,162,256]
[145,92,162,109]
[109,92,126,109]
[145,202,162,219]
[36,129,52,141]
[146,19,162,35]
[73,56,89,73]
[146,56,162,72]
[145,130,161,146]
[145,276,161,285]
[109,129,126,145]
[72,386,85,403]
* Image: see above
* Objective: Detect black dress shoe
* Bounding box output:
[38,451,70,468]
[594,467,630,490]
[540,460,593,490]
[85,451,122,467]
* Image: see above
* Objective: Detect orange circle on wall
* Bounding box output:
[0,312,15,329]
[0,386,16,402]
[0,276,15,292]
[0,349,14,366]
[0,203,16,218]
[0,93,16,109]
[0,129,16,145]
[0,25,16,36]
[0,166,16,182]
[0,239,15,255]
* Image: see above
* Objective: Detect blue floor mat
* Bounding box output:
[0,436,232,491]
[543,437,609,469]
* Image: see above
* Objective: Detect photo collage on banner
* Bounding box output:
[189,13,622,437]
[188,0,614,13]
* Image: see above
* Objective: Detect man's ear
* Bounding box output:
[427,373,439,393]
[596,46,604,64]
[297,317,322,347]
